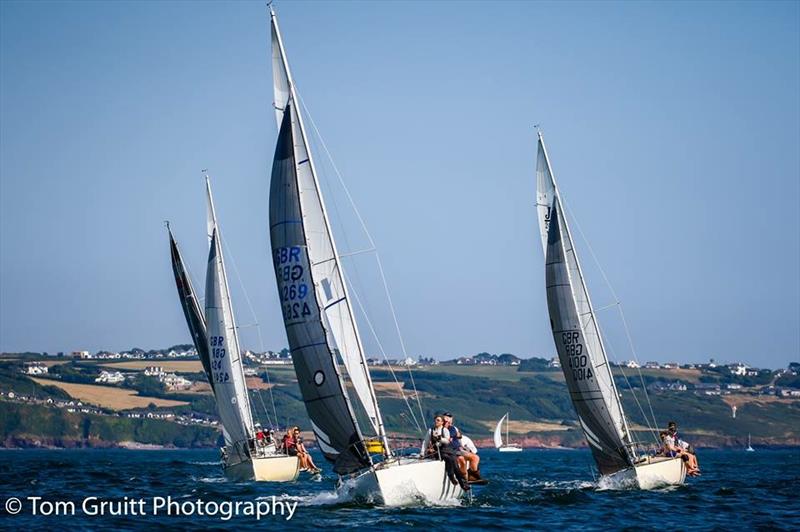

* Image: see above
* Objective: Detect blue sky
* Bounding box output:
[1,1,798,368]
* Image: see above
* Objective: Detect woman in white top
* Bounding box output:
[421,415,450,458]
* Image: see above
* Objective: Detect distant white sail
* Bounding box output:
[493,413,507,449]
[537,133,633,475]
[204,177,255,448]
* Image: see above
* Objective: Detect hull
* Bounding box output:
[605,456,686,490]
[338,458,464,506]
[224,454,300,482]
[498,446,523,452]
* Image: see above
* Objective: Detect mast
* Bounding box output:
[506,412,509,447]
[269,6,389,457]
[537,132,634,453]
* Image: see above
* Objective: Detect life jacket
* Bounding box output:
[448,426,462,450]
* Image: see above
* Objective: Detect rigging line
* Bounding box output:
[251,388,274,429]
[219,234,280,431]
[560,199,660,434]
[601,324,659,444]
[616,303,659,431]
[344,269,424,434]
[297,94,426,428]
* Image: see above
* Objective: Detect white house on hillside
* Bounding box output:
[95,370,125,384]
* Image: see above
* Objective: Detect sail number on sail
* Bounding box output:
[562,331,593,381]
[209,335,230,383]
[274,246,312,322]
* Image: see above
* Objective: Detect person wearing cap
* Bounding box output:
[443,412,482,482]
[254,423,267,448]
[665,421,699,476]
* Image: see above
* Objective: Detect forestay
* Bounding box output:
[268,8,387,473]
[537,134,633,475]
[204,179,255,448]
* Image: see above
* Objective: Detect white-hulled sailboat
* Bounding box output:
[534,132,686,489]
[494,413,523,452]
[168,178,300,482]
[267,7,463,505]
[746,434,755,452]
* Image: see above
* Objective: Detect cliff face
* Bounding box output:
[2,436,121,449]
[471,433,800,449]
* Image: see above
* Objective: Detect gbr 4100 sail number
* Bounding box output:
[562,331,593,381]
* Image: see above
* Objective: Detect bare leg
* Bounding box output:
[470,453,480,471]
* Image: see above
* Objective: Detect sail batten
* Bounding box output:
[537,133,634,475]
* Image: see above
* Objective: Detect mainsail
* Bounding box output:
[168,228,214,394]
[537,133,634,475]
[493,414,506,449]
[204,177,255,449]
[268,8,387,474]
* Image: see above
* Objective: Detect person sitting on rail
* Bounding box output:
[423,413,469,491]
[443,412,482,482]
[421,414,450,459]
[663,422,699,476]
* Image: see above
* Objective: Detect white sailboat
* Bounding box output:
[535,132,685,489]
[168,181,299,482]
[746,434,755,452]
[494,413,523,452]
[267,7,463,505]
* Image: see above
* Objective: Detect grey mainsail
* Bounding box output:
[204,179,255,451]
[269,9,383,438]
[168,228,214,394]
[537,133,634,475]
[268,7,388,474]
[269,101,371,474]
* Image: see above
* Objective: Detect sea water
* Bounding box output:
[0,448,797,530]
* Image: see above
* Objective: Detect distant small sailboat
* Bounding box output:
[746,434,755,452]
[494,413,523,452]
[534,131,686,489]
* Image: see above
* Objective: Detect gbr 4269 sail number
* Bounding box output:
[562,331,593,381]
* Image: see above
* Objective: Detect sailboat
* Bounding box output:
[267,7,463,505]
[534,131,686,489]
[494,413,523,452]
[746,434,755,452]
[167,178,300,482]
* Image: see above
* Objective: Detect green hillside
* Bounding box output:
[1,358,798,448]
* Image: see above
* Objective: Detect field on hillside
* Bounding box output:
[99,361,203,373]
[30,378,189,410]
